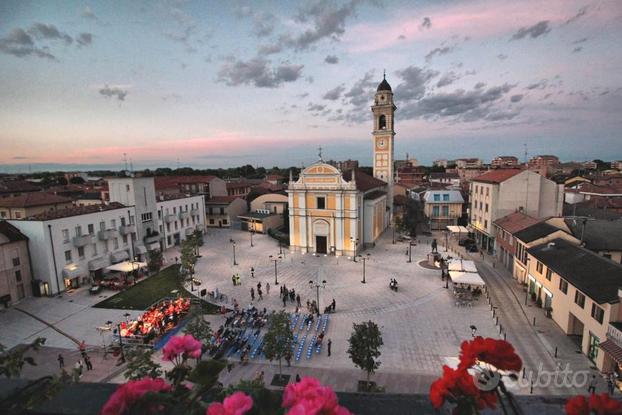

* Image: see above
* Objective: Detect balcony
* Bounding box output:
[164,214,176,223]
[179,211,190,220]
[73,234,95,247]
[191,207,199,215]
[143,232,161,245]
[98,229,119,240]
[119,224,136,235]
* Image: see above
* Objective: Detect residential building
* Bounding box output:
[0,221,33,306]
[226,181,254,198]
[0,180,41,198]
[491,156,520,169]
[7,203,134,295]
[528,155,560,177]
[0,193,73,219]
[205,196,247,228]
[395,165,426,188]
[526,238,622,372]
[457,167,489,186]
[154,175,226,198]
[583,161,598,170]
[238,211,284,234]
[429,172,460,188]
[433,159,450,168]
[330,159,359,171]
[422,190,464,230]
[563,218,622,264]
[493,212,539,272]
[455,158,483,169]
[612,161,622,171]
[593,174,622,188]
[469,169,564,252]
[250,193,288,214]
[265,175,285,186]
[74,192,103,206]
[156,194,206,249]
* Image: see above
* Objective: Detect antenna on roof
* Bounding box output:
[123,153,128,172]
[129,158,134,176]
[383,69,386,80]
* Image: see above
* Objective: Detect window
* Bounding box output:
[113,238,119,249]
[166,223,171,232]
[223,219,228,225]
[432,206,440,217]
[64,250,72,263]
[75,226,82,237]
[317,197,326,209]
[126,184,130,192]
[0,211,5,218]
[433,194,441,202]
[78,246,85,259]
[129,215,135,225]
[575,291,586,308]
[14,212,21,219]
[559,279,568,294]
[486,187,489,196]
[158,210,162,219]
[100,221,106,231]
[173,207,176,214]
[92,244,98,257]
[536,261,543,273]
[545,268,552,281]
[591,304,604,324]
[62,229,70,243]
[111,219,116,229]
[12,257,20,267]
[122,234,128,244]
[219,207,225,215]
[484,220,488,228]
[485,203,489,213]
[15,270,22,282]
[443,194,449,201]
[121,217,126,226]
[209,219,215,224]
[442,206,449,217]
[88,224,94,234]
[141,212,152,222]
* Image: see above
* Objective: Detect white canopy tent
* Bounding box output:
[105,261,147,273]
[448,260,478,273]
[449,270,486,286]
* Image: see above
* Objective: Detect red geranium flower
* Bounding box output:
[566,393,622,415]
[458,337,522,372]
[282,377,352,415]
[101,377,172,415]
[207,391,253,415]
[429,365,497,411]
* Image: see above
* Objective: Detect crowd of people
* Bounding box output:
[119,297,191,343]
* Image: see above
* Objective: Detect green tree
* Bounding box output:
[69,176,85,184]
[262,311,293,378]
[180,237,198,278]
[147,249,163,274]
[184,309,212,358]
[0,338,46,378]
[347,320,383,388]
[124,347,162,380]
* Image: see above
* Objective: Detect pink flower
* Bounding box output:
[207,391,253,415]
[162,334,202,361]
[101,377,171,415]
[282,377,352,415]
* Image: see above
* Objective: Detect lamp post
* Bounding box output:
[407,241,416,263]
[229,238,238,266]
[250,222,255,247]
[524,257,531,306]
[279,240,283,255]
[116,322,126,363]
[309,277,326,313]
[444,230,449,252]
[269,254,282,285]
[357,253,371,284]
[350,237,359,262]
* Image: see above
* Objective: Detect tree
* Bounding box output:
[147,250,163,274]
[184,309,212,358]
[180,237,198,278]
[69,176,85,184]
[262,311,293,379]
[124,347,162,380]
[0,338,46,378]
[347,320,383,389]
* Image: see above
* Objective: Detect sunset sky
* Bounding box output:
[1,0,621,172]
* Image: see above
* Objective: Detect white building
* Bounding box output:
[156,193,206,249]
[8,203,136,295]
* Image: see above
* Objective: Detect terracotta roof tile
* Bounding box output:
[493,212,539,234]
[206,196,241,205]
[472,169,522,184]
[342,169,387,191]
[24,202,127,221]
[0,192,73,208]
[0,220,28,243]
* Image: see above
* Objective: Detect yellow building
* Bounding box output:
[287,76,394,255]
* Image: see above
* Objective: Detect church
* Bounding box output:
[287,76,396,256]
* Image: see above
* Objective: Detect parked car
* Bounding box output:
[459,238,476,247]
[467,244,478,253]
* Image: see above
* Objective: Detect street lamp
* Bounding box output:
[269,254,282,285]
[357,253,371,284]
[444,230,449,252]
[250,222,255,247]
[229,238,238,266]
[350,237,359,262]
[115,322,126,364]
[407,241,416,263]
[309,277,327,313]
[524,257,531,305]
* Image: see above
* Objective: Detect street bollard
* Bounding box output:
[493,309,496,317]
[530,379,534,394]
[500,324,503,332]
[496,316,499,326]
[522,368,526,379]
[533,317,536,326]
[503,332,507,341]
[555,347,558,358]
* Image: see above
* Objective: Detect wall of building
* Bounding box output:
[157,195,205,249]
[0,202,75,220]
[0,238,32,305]
[209,178,227,197]
[250,194,288,214]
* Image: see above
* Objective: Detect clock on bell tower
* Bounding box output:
[371,73,396,187]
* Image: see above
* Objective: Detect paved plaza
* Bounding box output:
[0,227,601,395]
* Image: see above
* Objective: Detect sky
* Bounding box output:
[1,0,621,172]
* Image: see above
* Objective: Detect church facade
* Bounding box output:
[286,76,396,256]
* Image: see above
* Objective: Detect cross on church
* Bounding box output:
[318,145,323,161]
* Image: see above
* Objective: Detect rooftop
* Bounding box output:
[342,169,387,192]
[493,212,539,234]
[471,169,522,184]
[564,218,622,251]
[205,196,241,205]
[528,238,622,304]
[429,172,459,180]
[363,190,387,200]
[157,193,201,202]
[154,175,218,190]
[0,180,41,194]
[513,222,559,243]
[422,190,464,204]
[0,220,28,243]
[238,211,276,219]
[0,192,73,208]
[23,202,127,221]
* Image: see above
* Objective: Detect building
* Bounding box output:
[8,203,134,295]
[469,169,564,252]
[395,165,426,188]
[287,77,392,256]
[205,196,247,228]
[250,193,288,214]
[528,155,560,177]
[74,192,103,207]
[493,212,539,272]
[612,161,622,171]
[429,172,460,188]
[455,158,483,169]
[491,156,520,169]
[433,159,450,168]
[563,218,622,264]
[0,180,41,198]
[0,193,73,220]
[583,161,598,170]
[525,238,622,372]
[154,175,227,198]
[226,181,254,198]
[238,211,283,234]
[156,193,206,249]
[422,190,464,230]
[0,221,33,306]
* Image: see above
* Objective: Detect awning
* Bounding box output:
[600,339,622,364]
[148,242,161,251]
[105,261,147,273]
[88,257,109,271]
[446,225,470,234]
[62,263,82,279]
[448,260,478,273]
[449,270,486,286]
[134,245,147,255]
[110,250,130,263]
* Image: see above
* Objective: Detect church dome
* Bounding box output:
[377,77,392,92]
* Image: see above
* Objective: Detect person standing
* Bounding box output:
[607,373,615,395]
[266,282,270,295]
[251,267,255,278]
[257,282,261,292]
[250,288,255,301]
[588,374,598,394]
[84,355,93,371]
[57,354,64,369]
[331,299,336,312]
[232,275,236,286]
[282,295,287,308]
[296,294,301,308]
[258,288,263,300]
[327,339,332,357]
[295,374,301,383]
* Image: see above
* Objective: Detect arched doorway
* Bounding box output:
[313,220,329,254]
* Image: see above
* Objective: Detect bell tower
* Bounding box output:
[371,73,396,214]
